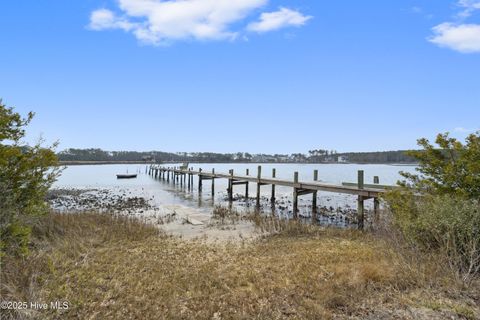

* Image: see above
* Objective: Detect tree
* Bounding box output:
[399,132,480,199]
[385,132,480,280]
[0,100,60,256]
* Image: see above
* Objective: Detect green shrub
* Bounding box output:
[0,100,60,257]
[385,192,480,281]
[385,132,480,281]
[400,132,480,198]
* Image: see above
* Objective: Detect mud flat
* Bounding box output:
[47,188,260,242]
[46,187,373,242]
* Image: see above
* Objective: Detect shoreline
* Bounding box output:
[59,161,418,166]
[46,187,364,239]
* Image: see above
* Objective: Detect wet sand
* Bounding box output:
[47,184,377,242]
[47,188,260,242]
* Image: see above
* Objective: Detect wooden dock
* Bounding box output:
[148,165,390,229]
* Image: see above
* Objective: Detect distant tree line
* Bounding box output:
[338,151,416,163]
[57,148,417,164]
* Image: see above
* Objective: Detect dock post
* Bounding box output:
[357,170,365,230]
[211,168,215,196]
[228,169,234,202]
[373,176,380,227]
[187,169,191,190]
[198,168,202,191]
[190,167,194,187]
[245,168,249,200]
[166,168,169,182]
[271,168,276,205]
[256,166,262,209]
[293,172,299,218]
[312,170,318,221]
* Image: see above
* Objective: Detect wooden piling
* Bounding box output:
[228,169,233,202]
[245,169,249,200]
[373,176,380,226]
[256,166,262,208]
[211,168,215,196]
[198,168,202,191]
[357,170,365,230]
[312,170,318,220]
[293,172,299,218]
[271,168,276,205]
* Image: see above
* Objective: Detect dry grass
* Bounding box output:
[1,212,479,320]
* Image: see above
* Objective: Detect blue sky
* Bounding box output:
[1,0,479,153]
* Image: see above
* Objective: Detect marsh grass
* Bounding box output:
[1,211,479,319]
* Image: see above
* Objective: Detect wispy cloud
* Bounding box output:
[412,6,423,14]
[88,0,311,46]
[457,0,480,18]
[247,7,312,33]
[454,127,479,133]
[89,9,136,32]
[429,0,480,53]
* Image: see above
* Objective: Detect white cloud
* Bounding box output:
[88,0,311,45]
[457,0,480,18]
[89,9,136,31]
[247,7,312,33]
[428,1,480,53]
[429,23,480,53]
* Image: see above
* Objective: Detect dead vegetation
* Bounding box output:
[1,211,479,320]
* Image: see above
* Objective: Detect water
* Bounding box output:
[53,163,417,220]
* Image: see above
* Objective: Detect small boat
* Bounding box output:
[116,174,137,179]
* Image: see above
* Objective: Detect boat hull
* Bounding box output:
[116,174,137,179]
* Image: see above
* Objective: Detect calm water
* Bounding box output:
[53,163,417,216]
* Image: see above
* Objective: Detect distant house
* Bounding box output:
[338,156,348,163]
[252,155,276,163]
